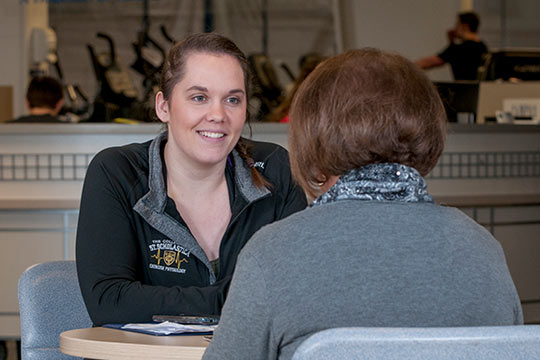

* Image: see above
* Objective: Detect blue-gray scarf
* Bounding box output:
[312,163,433,206]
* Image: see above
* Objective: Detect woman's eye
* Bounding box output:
[226,97,240,105]
[192,95,206,102]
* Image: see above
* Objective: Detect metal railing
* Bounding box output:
[427,151,540,179]
[0,154,93,181]
[0,150,539,181]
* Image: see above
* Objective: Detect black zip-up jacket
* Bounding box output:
[76,132,307,326]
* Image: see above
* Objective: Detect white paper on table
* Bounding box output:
[122,321,217,335]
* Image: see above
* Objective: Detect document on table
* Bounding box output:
[104,321,217,336]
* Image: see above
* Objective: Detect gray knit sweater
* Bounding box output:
[203,164,523,360]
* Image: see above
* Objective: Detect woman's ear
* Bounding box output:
[155,91,170,123]
[320,175,339,193]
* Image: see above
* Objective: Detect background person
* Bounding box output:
[266,53,325,123]
[416,11,488,80]
[203,48,523,360]
[76,33,307,326]
[10,76,64,123]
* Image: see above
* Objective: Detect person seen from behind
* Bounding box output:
[10,76,64,123]
[203,47,523,360]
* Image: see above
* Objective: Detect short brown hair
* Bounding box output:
[26,76,63,109]
[289,48,446,198]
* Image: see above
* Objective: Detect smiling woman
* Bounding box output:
[75,33,307,326]
[155,53,246,172]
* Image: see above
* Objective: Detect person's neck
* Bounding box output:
[29,107,55,116]
[461,31,480,42]
[163,143,228,201]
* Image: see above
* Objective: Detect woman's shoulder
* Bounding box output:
[244,138,287,159]
[242,139,290,169]
[242,139,294,182]
[92,140,151,165]
[84,140,153,198]
[87,140,153,180]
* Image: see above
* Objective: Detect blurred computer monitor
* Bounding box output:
[481,50,540,81]
[435,81,479,123]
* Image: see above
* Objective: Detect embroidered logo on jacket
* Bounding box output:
[148,240,190,274]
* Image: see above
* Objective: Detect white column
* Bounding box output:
[460,0,474,11]
[0,0,48,118]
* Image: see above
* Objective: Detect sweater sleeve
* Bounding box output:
[76,150,230,326]
[203,250,276,360]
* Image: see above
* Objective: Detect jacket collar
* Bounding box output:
[133,132,270,283]
[138,131,269,212]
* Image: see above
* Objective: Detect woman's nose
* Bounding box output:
[207,101,225,122]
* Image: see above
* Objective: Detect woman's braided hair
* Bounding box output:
[235,138,271,190]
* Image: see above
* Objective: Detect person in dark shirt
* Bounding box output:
[10,76,64,123]
[76,33,307,326]
[416,11,488,80]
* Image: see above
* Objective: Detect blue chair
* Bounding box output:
[292,326,540,360]
[18,261,92,360]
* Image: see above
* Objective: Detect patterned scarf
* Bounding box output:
[312,163,433,206]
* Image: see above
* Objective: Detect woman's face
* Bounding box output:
[156,52,247,169]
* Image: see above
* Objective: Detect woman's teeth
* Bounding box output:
[198,131,224,139]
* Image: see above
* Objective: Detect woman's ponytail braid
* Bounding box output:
[235,138,272,190]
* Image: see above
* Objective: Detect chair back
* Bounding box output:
[18,260,92,360]
[292,326,540,360]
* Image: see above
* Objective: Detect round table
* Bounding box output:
[60,327,209,360]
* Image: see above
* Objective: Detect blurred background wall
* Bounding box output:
[2,0,540,117]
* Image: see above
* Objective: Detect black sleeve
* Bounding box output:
[437,43,455,63]
[76,150,230,326]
